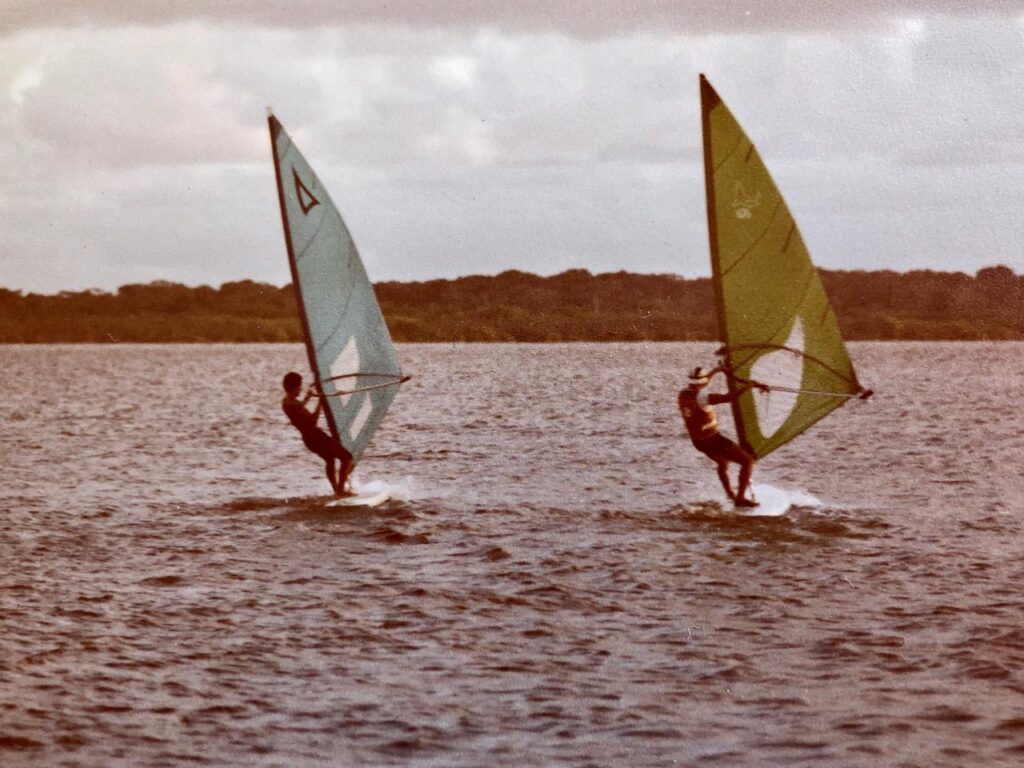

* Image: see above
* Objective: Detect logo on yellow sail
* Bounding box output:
[731,182,761,220]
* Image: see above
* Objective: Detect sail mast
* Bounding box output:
[699,74,750,454]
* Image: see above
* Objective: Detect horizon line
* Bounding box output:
[2,263,1019,298]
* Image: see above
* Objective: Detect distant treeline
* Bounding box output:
[1,266,1022,342]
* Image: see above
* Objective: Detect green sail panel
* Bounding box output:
[699,75,861,459]
[269,113,405,463]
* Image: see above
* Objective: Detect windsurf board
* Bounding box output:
[733,484,792,517]
[326,489,390,508]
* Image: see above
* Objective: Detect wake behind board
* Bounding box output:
[326,489,390,508]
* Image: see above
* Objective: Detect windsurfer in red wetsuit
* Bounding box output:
[678,365,765,507]
[281,371,354,496]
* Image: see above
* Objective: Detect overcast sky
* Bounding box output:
[2,1,1023,293]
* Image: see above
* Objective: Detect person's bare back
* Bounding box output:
[281,371,354,496]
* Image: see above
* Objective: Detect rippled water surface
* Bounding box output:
[2,342,1023,767]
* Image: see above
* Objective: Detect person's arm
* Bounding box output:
[708,388,745,405]
[707,364,729,380]
[302,385,317,405]
[299,384,324,425]
[310,386,325,423]
[706,371,768,404]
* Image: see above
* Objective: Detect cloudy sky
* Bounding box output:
[2,1,1023,293]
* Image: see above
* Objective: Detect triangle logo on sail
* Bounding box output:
[292,168,320,215]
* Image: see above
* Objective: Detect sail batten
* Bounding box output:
[700,74,863,459]
[269,113,405,463]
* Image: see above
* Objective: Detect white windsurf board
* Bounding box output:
[326,489,390,508]
[733,484,792,517]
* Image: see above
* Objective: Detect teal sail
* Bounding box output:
[269,112,408,463]
[699,75,869,459]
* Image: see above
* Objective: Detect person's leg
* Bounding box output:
[308,431,341,494]
[726,445,756,503]
[716,439,756,505]
[324,457,339,493]
[331,440,354,496]
[338,452,353,494]
[736,458,755,504]
[715,460,735,500]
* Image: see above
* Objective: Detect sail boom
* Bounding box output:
[317,377,412,397]
[749,385,868,399]
[320,371,410,383]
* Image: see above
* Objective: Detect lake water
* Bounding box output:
[1,342,1023,767]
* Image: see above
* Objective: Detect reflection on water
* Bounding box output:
[1,342,1022,767]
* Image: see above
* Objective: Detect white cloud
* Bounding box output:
[432,55,478,90]
[2,1,1022,36]
[0,9,1023,293]
[9,58,44,106]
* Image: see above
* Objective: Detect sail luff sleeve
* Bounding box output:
[700,74,752,454]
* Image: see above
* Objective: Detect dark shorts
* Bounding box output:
[302,429,351,463]
[692,432,737,462]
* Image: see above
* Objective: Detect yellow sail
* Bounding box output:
[700,75,868,458]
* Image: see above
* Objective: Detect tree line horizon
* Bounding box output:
[1,265,1021,343]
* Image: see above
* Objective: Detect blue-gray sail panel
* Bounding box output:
[271,117,402,462]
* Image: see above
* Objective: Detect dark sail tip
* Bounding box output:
[699,74,721,111]
[267,112,282,140]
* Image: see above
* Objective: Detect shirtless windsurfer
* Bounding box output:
[281,371,354,496]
